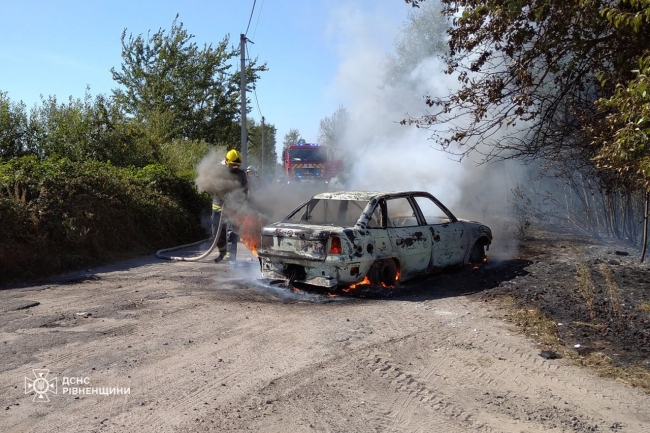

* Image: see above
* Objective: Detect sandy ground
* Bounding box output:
[2,240,650,433]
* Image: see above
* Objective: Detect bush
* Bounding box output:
[0,156,210,284]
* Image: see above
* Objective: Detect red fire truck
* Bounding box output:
[283,142,343,185]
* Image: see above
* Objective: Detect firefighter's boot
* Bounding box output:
[213,248,227,263]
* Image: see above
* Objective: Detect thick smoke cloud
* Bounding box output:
[325,1,521,256]
[326,3,468,207]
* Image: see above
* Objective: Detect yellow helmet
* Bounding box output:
[225,149,242,166]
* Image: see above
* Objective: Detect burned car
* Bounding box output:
[258,191,492,289]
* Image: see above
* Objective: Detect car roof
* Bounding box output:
[312,190,429,201]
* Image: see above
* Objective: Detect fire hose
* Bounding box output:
[155,204,225,261]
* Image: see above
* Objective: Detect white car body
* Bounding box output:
[258,191,492,289]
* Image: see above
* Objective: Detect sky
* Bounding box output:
[0,0,410,152]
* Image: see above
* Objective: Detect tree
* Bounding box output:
[26,91,153,167]
[318,105,350,158]
[246,118,278,177]
[282,129,303,153]
[111,15,267,148]
[0,92,29,160]
[385,1,448,87]
[402,0,649,171]
[402,0,650,258]
[586,1,650,260]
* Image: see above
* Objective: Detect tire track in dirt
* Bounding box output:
[465,337,649,428]
[367,351,482,431]
[49,323,138,366]
[137,306,317,431]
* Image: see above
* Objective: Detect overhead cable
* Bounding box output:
[251,0,265,40]
[245,0,257,36]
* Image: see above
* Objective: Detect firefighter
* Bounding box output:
[212,149,248,263]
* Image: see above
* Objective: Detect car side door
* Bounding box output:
[411,194,470,268]
[382,196,432,278]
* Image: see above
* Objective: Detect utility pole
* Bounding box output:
[240,33,247,169]
[261,116,265,178]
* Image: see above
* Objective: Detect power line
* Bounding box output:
[245,0,257,36]
[251,0,265,40]
[253,85,263,120]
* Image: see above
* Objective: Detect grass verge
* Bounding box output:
[497,295,650,394]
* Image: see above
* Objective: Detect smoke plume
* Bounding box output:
[324,1,522,257]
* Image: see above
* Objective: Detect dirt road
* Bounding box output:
[2,241,649,433]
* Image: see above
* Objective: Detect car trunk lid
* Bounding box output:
[258,224,336,262]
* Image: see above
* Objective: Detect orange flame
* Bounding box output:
[345,269,400,290]
[469,257,488,269]
[347,276,371,290]
[235,215,262,256]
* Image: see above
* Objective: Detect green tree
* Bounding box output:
[28,92,152,167]
[282,128,303,153]
[0,92,29,160]
[403,0,649,170]
[246,118,278,177]
[587,0,650,260]
[111,15,267,147]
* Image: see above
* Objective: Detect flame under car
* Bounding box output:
[257,191,492,289]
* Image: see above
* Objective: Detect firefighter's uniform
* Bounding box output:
[212,150,248,263]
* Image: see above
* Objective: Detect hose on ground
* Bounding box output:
[155,205,224,261]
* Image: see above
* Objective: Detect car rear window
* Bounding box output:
[285,199,369,226]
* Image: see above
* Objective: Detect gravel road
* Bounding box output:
[2,240,649,432]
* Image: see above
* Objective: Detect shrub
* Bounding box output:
[0,156,210,284]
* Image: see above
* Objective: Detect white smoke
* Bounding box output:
[325,3,467,207]
[325,1,523,256]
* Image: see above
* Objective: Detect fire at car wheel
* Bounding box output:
[469,241,487,264]
[368,259,398,287]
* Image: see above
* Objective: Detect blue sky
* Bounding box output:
[0,0,411,154]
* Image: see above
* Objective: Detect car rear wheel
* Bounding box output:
[368,259,398,287]
[469,240,487,264]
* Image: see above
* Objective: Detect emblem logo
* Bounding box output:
[25,369,58,402]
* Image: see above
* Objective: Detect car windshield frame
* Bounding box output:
[283,198,370,226]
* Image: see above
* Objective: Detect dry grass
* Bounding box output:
[572,321,606,330]
[640,302,650,313]
[503,297,562,348]
[575,259,596,320]
[598,263,624,323]
[570,352,650,391]
[494,296,650,394]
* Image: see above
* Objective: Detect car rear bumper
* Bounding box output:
[260,257,370,288]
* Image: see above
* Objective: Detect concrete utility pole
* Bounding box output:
[240,33,247,169]
[261,116,265,178]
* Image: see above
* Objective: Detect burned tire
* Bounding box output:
[469,240,487,264]
[368,259,398,287]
